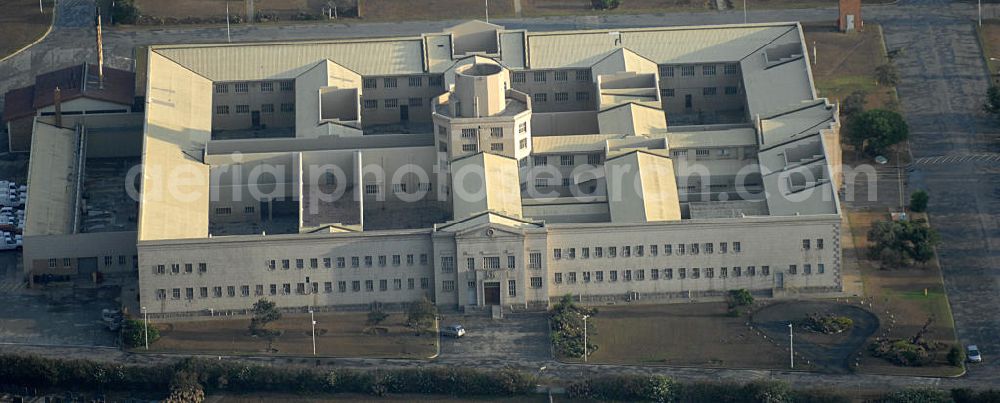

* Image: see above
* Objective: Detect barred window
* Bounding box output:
[260,82,274,92]
[554,71,568,81]
[575,69,591,81]
[364,100,378,109]
[280,81,294,91]
[408,76,423,87]
[681,65,695,76]
[214,84,229,93]
[703,65,716,76]
[533,71,547,82]
[363,78,377,89]
[215,105,229,115]
[383,78,398,88]
[384,99,398,108]
[512,72,526,83]
[724,63,739,75]
[234,82,249,93]
[534,93,547,103]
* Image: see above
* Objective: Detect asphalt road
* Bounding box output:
[0,0,998,390]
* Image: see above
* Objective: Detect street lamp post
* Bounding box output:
[743,0,747,24]
[142,306,149,350]
[978,0,982,27]
[788,323,794,369]
[485,0,489,23]
[310,309,317,356]
[582,315,590,362]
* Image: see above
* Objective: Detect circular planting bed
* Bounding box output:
[752,300,879,373]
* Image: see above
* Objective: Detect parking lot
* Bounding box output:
[0,252,119,347]
[437,312,551,364]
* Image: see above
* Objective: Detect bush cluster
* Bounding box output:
[566,374,677,402]
[798,314,854,335]
[122,319,159,349]
[0,354,534,398]
[550,294,597,359]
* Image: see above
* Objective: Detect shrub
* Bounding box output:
[985,86,1000,122]
[743,380,792,403]
[592,0,622,9]
[550,294,597,359]
[841,90,868,117]
[881,388,954,403]
[951,388,1000,403]
[910,190,929,213]
[366,310,389,326]
[947,345,965,367]
[122,318,159,349]
[869,339,933,367]
[875,63,900,86]
[566,374,677,402]
[798,314,853,334]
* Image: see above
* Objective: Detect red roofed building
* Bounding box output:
[3,64,136,152]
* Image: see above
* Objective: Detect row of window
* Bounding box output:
[671,147,755,160]
[659,64,740,78]
[265,253,430,270]
[531,91,590,104]
[214,81,294,94]
[553,242,745,260]
[362,76,444,90]
[529,154,603,167]
[215,103,294,115]
[512,70,591,84]
[154,263,208,275]
[553,265,777,284]
[362,182,434,195]
[48,255,138,269]
[155,277,432,300]
[363,97,426,110]
[660,86,741,97]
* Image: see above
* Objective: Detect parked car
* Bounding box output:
[967,345,982,363]
[441,324,466,338]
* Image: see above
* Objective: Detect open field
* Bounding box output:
[216,394,549,402]
[804,23,898,111]
[133,0,513,23]
[147,312,437,358]
[581,302,795,369]
[845,211,963,377]
[0,0,53,59]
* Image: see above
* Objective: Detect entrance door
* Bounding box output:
[400,105,409,121]
[251,111,261,128]
[684,94,693,109]
[78,257,98,276]
[775,272,784,289]
[483,281,501,305]
[846,15,855,32]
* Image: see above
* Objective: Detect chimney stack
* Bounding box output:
[54,86,63,127]
[97,11,104,88]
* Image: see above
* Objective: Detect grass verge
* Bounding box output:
[143,311,437,359]
[0,0,55,60]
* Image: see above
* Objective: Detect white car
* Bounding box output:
[967,345,982,363]
[441,324,466,338]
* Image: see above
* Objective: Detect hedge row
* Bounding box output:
[0,354,534,397]
[566,375,1000,403]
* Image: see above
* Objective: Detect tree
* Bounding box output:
[910,190,929,213]
[985,86,1000,122]
[883,388,953,403]
[875,63,900,87]
[249,298,282,351]
[868,219,941,266]
[110,0,140,24]
[550,294,598,359]
[122,318,159,348]
[726,289,754,316]
[406,297,437,335]
[847,109,909,155]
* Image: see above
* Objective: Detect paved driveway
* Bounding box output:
[0,251,119,347]
[437,312,551,364]
[879,10,1000,381]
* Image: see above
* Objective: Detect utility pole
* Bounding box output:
[743,0,747,23]
[39,0,43,13]
[226,1,232,43]
[142,306,149,350]
[788,323,794,369]
[310,308,317,356]
[582,315,590,362]
[978,0,982,27]
[485,0,489,23]
[812,41,817,65]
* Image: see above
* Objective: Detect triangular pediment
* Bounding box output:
[435,211,542,236]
